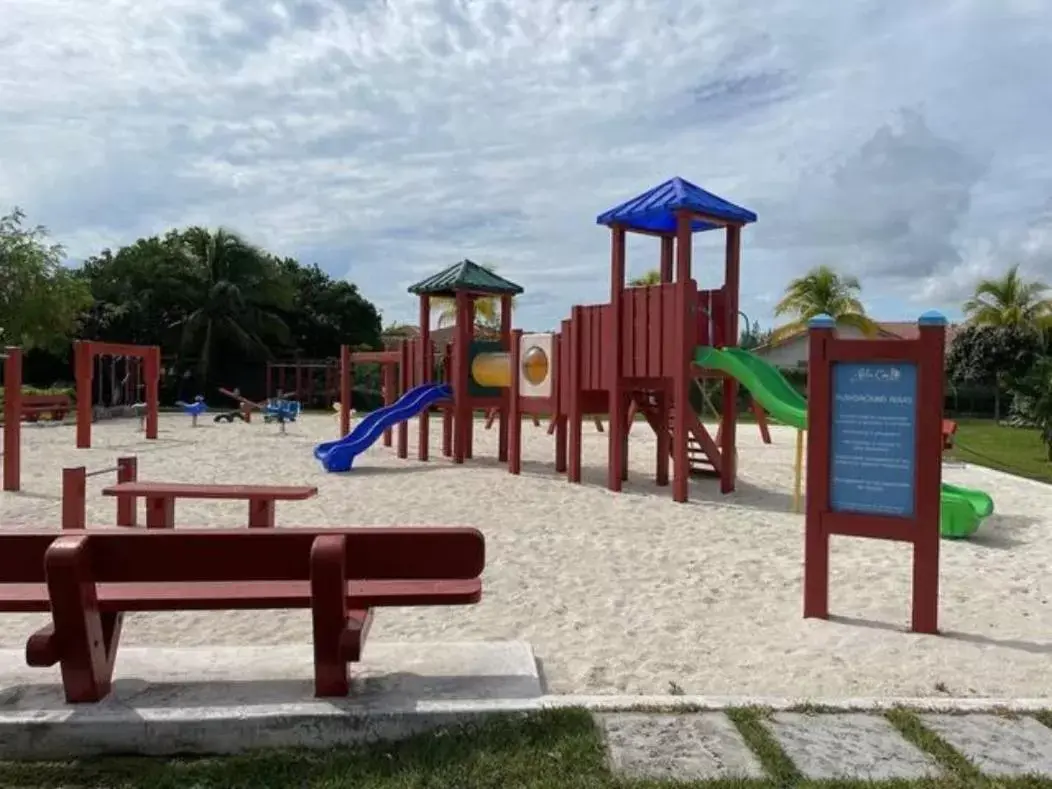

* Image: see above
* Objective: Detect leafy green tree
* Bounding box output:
[277,259,382,356]
[79,234,195,346]
[172,227,293,379]
[629,269,662,287]
[740,320,773,350]
[0,208,92,351]
[964,264,1052,333]
[946,324,1041,420]
[1005,355,1052,457]
[773,265,877,341]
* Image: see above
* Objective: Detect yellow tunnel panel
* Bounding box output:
[471,352,511,388]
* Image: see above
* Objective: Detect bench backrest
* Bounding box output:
[0,528,484,584]
[22,395,69,406]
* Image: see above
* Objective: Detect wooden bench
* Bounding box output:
[0,527,484,702]
[21,394,71,422]
[102,482,318,528]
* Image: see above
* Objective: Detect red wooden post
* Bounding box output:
[803,312,946,634]
[116,456,137,527]
[567,307,583,483]
[452,293,472,464]
[607,225,626,492]
[339,345,352,437]
[3,347,23,492]
[75,341,93,449]
[418,295,432,461]
[464,298,476,460]
[61,467,87,530]
[720,224,742,493]
[671,211,692,503]
[803,317,834,620]
[553,331,568,473]
[309,534,351,696]
[498,294,513,462]
[660,235,674,283]
[397,341,410,459]
[442,343,453,457]
[382,362,396,447]
[144,346,160,440]
[655,387,670,486]
[508,329,523,474]
[912,314,947,634]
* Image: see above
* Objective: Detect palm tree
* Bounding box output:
[773,265,878,340]
[173,227,293,380]
[963,264,1052,332]
[433,263,509,333]
[629,269,662,287]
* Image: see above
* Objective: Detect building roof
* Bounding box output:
[753,320,960,353]
[596,176,757,235]
[407,259,524,298]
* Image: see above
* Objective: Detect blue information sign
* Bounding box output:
[829,362,918,517]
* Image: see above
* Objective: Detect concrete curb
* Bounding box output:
[2,695,1050,760]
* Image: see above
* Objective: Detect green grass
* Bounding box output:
[3,708,1052,789]
[948,418,1052,483]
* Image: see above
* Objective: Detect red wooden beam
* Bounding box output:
[3,348,23,491]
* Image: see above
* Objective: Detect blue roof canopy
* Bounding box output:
[596,176,757,234]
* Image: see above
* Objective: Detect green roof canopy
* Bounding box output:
[407,259,524,298]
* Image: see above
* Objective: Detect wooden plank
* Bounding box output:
[103,483,318,500]
[0,528,485,586]
[0,578,481,614]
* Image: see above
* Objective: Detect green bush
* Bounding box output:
[0,384,76,409]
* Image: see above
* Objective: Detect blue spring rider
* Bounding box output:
[176,395,208,426]
[263,396,301,432]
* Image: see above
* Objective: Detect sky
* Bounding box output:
[2,0,1051,332]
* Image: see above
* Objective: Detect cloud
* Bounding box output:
[1,0,1051,330]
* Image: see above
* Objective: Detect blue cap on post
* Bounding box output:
[917,310,947,326]
[808,314,836,329]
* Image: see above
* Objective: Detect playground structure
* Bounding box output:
[323,176,759,493]
[266,358,337,406]
[75,341,161,449]
[318,176,996,539]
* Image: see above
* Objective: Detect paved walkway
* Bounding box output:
[598,710,1052,782]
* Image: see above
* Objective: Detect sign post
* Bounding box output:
[803,311,947,634]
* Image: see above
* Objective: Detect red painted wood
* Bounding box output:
[104,482,317,500]
[44,536,122,702]
[508,329,523,475]
[498,294,514,463]
[75,341,160,449]
[608,226,626,492]
[418,296,432,461]
[2,348,22,492]
[0,577,482,614]
[310,534,351,695]
[804,320,945,633]
[398,339,410,459]
[568,306,584,482]
[552,333,568,473]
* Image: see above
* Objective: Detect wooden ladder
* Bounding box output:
[667,407,714,475]
[639,392,714,476]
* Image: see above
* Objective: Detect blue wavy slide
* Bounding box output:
[314,383,453,472]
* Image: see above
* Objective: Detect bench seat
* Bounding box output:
[0,577,481,614]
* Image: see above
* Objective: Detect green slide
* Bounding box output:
[693,346,995,539]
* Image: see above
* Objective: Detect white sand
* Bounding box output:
[1,413,1050,699]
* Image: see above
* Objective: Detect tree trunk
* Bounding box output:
[994,386,1001,422]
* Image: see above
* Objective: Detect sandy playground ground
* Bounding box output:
[0,412,1050,699]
